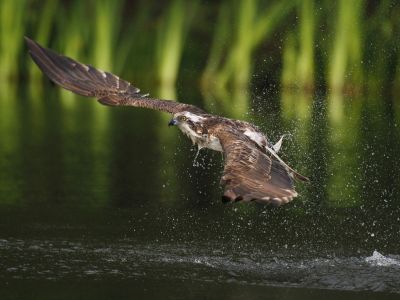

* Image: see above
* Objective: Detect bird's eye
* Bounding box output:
[179,116,188,121]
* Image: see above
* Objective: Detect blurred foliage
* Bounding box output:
[0,1,397,97]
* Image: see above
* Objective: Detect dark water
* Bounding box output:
[1,84,400,299]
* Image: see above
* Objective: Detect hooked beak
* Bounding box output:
[168,118,178,126]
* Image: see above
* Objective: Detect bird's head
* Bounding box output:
[168,112,206,138]
[168,112,205,127]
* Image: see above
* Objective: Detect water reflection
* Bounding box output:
[1,238,400,295]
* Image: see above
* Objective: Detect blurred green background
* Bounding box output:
[2,0,399,104]
[1,0,400,297]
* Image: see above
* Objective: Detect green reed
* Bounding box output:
[0,0,27,80]
[201,1,230,90]
[328,0,363,94]
[156,0,198,93]
[92,0,124,72]
[296,0,315,90]
[28,0,58,80]
[203,0,295,91]
[202,0,295,118]
[113,1,153,79]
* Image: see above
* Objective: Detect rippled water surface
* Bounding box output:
[1,238,400,299]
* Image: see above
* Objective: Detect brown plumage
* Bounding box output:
[217,128,299,205]
[26,37,309,206]
[25,37,204,115]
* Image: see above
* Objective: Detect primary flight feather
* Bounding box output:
[25,37,309,206]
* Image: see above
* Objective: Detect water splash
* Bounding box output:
[365,250,400,267]
[192,145,203,167]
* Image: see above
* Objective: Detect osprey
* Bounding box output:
[25,37,309,206]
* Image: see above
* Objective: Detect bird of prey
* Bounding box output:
[25,37,309,206]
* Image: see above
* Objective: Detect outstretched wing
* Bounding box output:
[216,128,300,206]
[25,37,205,114]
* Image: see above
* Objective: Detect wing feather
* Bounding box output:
[25,37,204,114]
[216,128,301,206]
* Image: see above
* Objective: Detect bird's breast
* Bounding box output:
[191,133,222,152]
[178,123,222,152]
